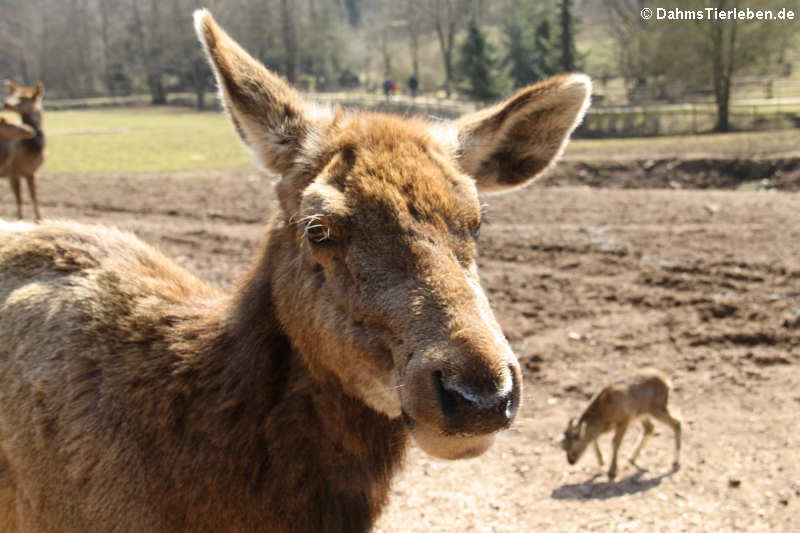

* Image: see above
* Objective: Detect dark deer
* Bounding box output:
[1,80,45,221]
[0,10,590,532]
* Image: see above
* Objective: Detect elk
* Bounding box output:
[0,80,45,221]
[0,10,590,533]
[561,369,682,479]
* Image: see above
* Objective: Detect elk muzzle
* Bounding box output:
[400,334,522,459]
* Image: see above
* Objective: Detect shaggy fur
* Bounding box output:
[0,10,590,533]
[0,81,45,221]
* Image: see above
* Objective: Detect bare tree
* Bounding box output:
[281,0,298,83]
[422,0,472,96]
[400,0,430,77]
[604,0,796,130]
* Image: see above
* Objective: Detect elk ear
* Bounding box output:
[193,9,317,174]
[578,420,587,439]
[33,81,44,99]
[4,80,16,93]
[454,74,590,193]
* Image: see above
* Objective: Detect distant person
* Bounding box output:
[383,78,396,100]
[408,74,419,98]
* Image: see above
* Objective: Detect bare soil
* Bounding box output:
[3,170,799,532]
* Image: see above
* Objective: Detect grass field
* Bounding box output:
[11,107,250,174]
[3,106,799,175]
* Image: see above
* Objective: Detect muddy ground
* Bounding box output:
[3,169,798,532]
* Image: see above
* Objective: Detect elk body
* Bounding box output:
[0,81,45,221]
[561,369,682,479]
[0,10,590,533]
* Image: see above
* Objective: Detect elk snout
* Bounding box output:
[434,363,520,434]
[567,453,578,465]
[402,343,522,436]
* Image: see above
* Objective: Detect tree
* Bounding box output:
[280,0,297,83]
[401,0,429,77]
[558,0,579,72]
[458,18,507,100]
[423,0,472,96]
[604,0,795,130]
[686,0,792,131]
[503,8,558,88]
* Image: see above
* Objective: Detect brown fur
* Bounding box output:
[0,80,45,222]
[561,369,682,479]
[0,10,590,533]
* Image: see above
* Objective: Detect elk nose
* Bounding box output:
[434,366,520,435]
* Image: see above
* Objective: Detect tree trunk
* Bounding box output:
[710,1,736,132]
[281,0,297,83]
[434,21,455,97]
[559,0,575,72]
[196,86,205,110]
[98,0,113,93]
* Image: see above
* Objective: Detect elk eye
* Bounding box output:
[472,224,481,240]
[306,223,334,246]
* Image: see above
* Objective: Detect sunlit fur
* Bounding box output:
[0,10,590,533]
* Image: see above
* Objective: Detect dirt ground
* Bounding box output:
[3,169,798,532]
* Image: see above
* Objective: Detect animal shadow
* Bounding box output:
[550,464,680,501]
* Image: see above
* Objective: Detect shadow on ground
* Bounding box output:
[550,464,680,501]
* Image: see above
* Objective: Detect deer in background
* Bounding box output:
[561,369,682,479]
[0,9,590,533]
[0,80,45,221]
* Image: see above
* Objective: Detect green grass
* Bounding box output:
[4,106,798,175]
[30,107,250,174]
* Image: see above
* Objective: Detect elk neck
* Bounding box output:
[150,219,407,530]
[20,109,45,151]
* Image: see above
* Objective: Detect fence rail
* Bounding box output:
[44,91,800,138]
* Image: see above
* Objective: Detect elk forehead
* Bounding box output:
[304,115,482,230]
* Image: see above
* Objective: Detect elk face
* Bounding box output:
[195,10,590,460]
[3,80,44,115]
[562,418,589,464]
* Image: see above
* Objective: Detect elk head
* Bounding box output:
[3,80,44,115]
[562,418,590,464]
[195,10,590,460]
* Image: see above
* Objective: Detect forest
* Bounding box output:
[1,0,797,131]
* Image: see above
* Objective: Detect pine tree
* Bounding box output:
[504,16,558,88]
[458,18,507,100]
[504,22,535,88]
[558,0,578,72]
[532,19,557,80]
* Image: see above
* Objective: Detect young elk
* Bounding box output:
[0,80,45,221]
[0,10,590,533]
[561,369,682,479]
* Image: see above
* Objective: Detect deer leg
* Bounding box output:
[608,421,629,479]
[9,174,23,219]
[24,174,41,222]
[653,408,682,466]
[593,438,604,466]
[629,418,654,467]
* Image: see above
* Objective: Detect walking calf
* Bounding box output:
[561,369,682,478]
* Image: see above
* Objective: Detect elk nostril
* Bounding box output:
[434,369,519,433]
[434,370,462,427]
